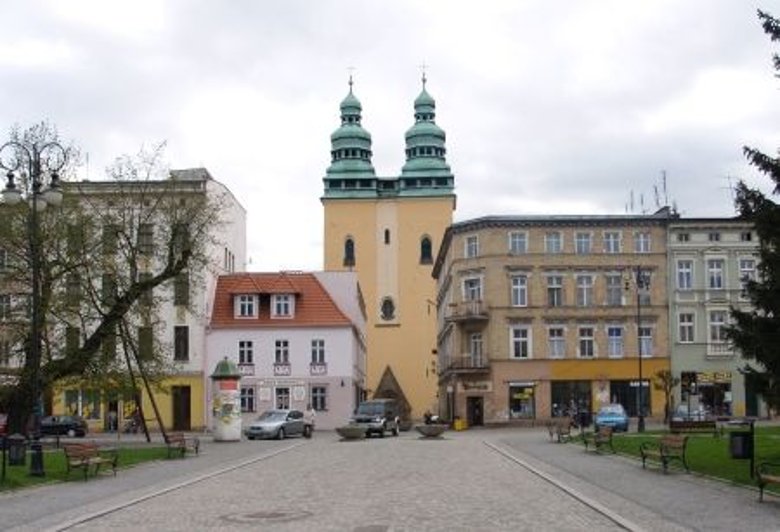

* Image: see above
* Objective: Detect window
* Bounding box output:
[66,274,81,306]
[510,327,531,359]
[679,313,694,343]
[739,258,756,296]
[508,232,527,254]
[0,294,10,320]
[548,327,565,359]
[639,327,653,357]
[469,333,483,363]
[138,326,153,360]
[677,260,693,290]
[604,232,621,253]
[138,223,154,255]
[420,237,433,264]
[275,387,290,409]
[311,339,325,364]
[707,259,724,289]
[67,225,84,256]
[511,275,528,307]
[740,231,752,242]
[0,248,8,272]
[173,223,190,255]
[545,232,562,253]
[576,275,593,307]
[275,340,289,364]
[607,326,623,358]
[239,340,253,364]
[463,277,482,301]
[709,311,727,343]
[578,327,594,358]
[384,229,390,245]
[605,274,623,306]
[344,238,355,267]
[547,275,563,307]
[380,297,395,320]
[311,386,327,411]
[240,387,255,412]
[273,294,293,317]
[174,272,189,306]
[236,295,257,317]
[101,274,117,306]
[575,233,591,254]
[465,235,479,258]
[0,340,11,367]
[708,232,721,242]
[677,232,690,242]
[138,272,153,307]
[634,232,651,253]
[102,224,119,255]
[66,326,80,355]
[174,326,189,361]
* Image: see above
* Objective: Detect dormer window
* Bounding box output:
[235,294,258,318]
[272,294,294,318]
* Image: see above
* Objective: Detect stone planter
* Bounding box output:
[415,424,448,438]
[335,425,367,441]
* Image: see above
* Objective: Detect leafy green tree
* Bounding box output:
[726,10,780,412]
[0,123,226,433]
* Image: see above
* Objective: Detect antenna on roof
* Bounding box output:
[630,190,635,213]
[640,193,646,214]
[653,184,661,209]
[662,170,669,206]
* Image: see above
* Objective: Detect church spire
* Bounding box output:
[325,77,376,182]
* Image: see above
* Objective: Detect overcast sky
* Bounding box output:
[2,1,778,271]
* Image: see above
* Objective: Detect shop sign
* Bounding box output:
[459,381,492,392]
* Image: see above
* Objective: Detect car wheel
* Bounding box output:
[67,428,76,438]
[277,428,285,440]
[247,435,255,440]
[378,424,386,438]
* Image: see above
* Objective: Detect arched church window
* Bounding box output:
[420,236,433,264]
[344,238,355,267]
[384,229,390,245]
[380,297,395,321]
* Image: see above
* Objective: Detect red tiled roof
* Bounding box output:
[210,272,352,328]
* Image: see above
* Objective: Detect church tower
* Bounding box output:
[322,76,456,420]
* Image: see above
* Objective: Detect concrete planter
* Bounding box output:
[335,425,367,441]
[415,424,448,438]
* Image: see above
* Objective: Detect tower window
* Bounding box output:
[344,238,355,267]
[384,229,391,245]
[420,237,433,264]
[380,297,395,321]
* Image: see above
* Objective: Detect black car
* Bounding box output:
[40,415,88,437]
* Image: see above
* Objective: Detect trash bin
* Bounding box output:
[729,431,753,459]
[7,434,26,466]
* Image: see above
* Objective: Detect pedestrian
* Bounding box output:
[304,404,316,438]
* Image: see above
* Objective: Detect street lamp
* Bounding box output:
[1,140,66,477]
[634,266,651,433]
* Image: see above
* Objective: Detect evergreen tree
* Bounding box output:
[726,10,780,411]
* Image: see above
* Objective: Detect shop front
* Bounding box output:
[508,382,535,419]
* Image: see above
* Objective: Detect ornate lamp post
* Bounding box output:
[634,266,651,433]
[1,140,65,477]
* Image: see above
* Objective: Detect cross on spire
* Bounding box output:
[419,62,428,89]
[347,66,356,92]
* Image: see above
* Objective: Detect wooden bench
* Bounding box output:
[640,434,689,473]
[546,418,573,443]
[165,432,200,458]
[757,462,780,502]
[669,420,719,437]
[63,442,117,481]
[583,426,614,453]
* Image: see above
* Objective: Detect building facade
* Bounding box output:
[321,78,456,419]
[668,218,766,417]
[432,210,674,426]
[206,271,366,430]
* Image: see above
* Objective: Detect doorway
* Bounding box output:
[172,386,191,431]
[466,396,483,426]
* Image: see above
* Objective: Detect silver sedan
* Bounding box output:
[244,409,306,440]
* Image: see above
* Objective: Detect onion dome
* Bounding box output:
[401,75,452,180]
[325,77,376,179]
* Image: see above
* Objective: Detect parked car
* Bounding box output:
[593,404,629,432]
[40,415,88,437]
[350,398,400,437]
[244,409,306,440]
[672,404,712,422]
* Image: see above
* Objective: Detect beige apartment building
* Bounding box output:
[432,209,674,426]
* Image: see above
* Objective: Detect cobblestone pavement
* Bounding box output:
[1,428,778,531]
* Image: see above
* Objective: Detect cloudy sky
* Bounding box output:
[2,1,778,271]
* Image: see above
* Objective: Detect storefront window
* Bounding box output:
[508,384,535,419]
[551,381,591,418]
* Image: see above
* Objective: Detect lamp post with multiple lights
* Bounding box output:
[634,266,651,433]
[1,140,65,477]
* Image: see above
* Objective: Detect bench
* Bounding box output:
[757,462,780,502]
[669,420,719,437]
[546,418,573,443]
[63,442,117,481]
[640,434,689,473]
[583,426,614,453]
[164,432,200,458]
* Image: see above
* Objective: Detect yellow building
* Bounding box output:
[432,210,673,427]
[322,78,455,419]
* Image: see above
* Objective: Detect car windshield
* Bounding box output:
[356,403,385,415]
[599,405,624,415]
[257,411,287,421]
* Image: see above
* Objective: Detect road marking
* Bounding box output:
[484,441,645,532]
[47,442,305,532]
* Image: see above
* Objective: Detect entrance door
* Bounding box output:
[172,386,191,431]
[275,387,291,409]
[466,396,483,426]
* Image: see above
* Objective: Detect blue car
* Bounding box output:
[594,404,629,432]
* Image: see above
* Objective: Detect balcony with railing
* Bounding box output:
[707,342,734,358]
[238,363,255,376]
[442,353,490,374]
[310,362,327,376]
[273,362,291,376]
[445,300,489,322]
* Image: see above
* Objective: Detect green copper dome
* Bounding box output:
[325,78,376,181]
[401,76,453,180]
[211,357,240,379]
